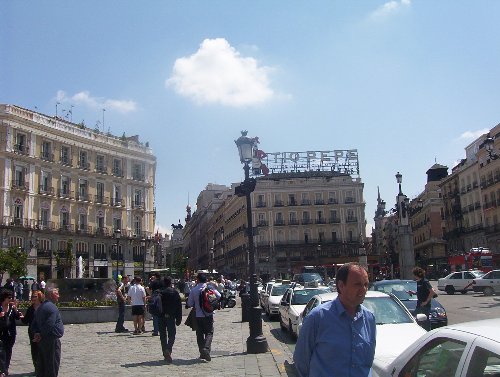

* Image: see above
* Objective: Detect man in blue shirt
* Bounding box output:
[187,273,221,362]
[294,262,376,377]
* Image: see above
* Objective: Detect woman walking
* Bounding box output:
[0,288,24,376]
[22,290,45,371]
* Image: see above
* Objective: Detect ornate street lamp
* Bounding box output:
[234,131,268,354]
[394,172,415,279]
[114,229,121,280]
[484,135,499,160]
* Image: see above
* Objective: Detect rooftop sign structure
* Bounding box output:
[252,149,360,177]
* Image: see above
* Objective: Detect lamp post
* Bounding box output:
[235,131,268,354]
[114,229,121,280]
[141,238,146,281]
[395,172,415,279]
[484,134,499,160]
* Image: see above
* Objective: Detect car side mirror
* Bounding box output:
[415,313,427,322]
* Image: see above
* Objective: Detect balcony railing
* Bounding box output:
[11,180,28,191]
[76,225,92,234]
[257,220,268,227]
[316,218,326,224]
[110,197,123,207]
[329,217,341,223]
[38,186,55,195]
[288,219,299,225]
[3,216,28,227]
[346,217,358,223]
[132,201,145,209]
[77,161,90,170]
[301,219,313,225]
[301,199,311,205]
[94,195,109,205]
[274,219,286,226]
[13,143,29,155]
[132,173,145,181]
[94,227,109,236]
[76,193,90,202]
[33,220,55,231]
[328,198,339,204]
[345,197,355,204]
[60,156,73,167]
[274,200,284,207]
[37,250,52,258]
[59,224,74,232]
[95,165,108,174]
[57,189,73,199]
[288,200,298,206]
[256,201,266,208]
[315,199,325,205]
[40,152,54,162]
[112,168,123,177]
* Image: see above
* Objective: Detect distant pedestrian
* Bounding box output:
[32,287,64,377]
[148,273,163,336]
[187,273,221,361]
[31,280,40,292]
[39,278,46,293]
[21,290,45,371]
[15,280,23,301]
[158,276,182,363]
[115,275,129,333]
[127,277,146,335]
[0,288,24,376]
[412,267,436,331]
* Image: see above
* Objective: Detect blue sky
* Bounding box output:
[2,1,500,236]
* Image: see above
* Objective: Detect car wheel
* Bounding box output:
[280,315,287,331]
[289,320,297,340]
[484,287,494,296]
[445,285,455,295]
[460,290,467,294]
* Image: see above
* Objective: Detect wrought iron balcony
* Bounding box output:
[256,201,266,208]
[38,186,55,195]
[94,195,109,205]
[40,152,54,162]
[77,161,90,170]
[112,168,123,177]
[11,180,28,191]
[57,189,73,199]
[13,143,29,155]
[95,165,108,174]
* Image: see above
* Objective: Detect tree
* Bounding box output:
[0,247,28,284]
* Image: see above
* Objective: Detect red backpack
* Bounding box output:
[199,286,219,314]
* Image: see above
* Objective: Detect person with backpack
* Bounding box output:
[157,276,182,364]
[186,273,221,362]
[147,273,163,336]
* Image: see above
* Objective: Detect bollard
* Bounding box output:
[241,292,250,322]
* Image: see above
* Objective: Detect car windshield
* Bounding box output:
[363,296,414,325]
[371,281,417,301]
[301,273,323,282]
[271,285,291,296]
[291,289,330,305]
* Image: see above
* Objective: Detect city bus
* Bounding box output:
[448,248,493,273]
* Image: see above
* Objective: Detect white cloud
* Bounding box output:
[166,38,275,107]
[370,0,411,20]
[56,90,137,113]
[459,129,489,140]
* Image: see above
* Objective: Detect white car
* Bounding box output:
[297,291,427,361]
[472,269,500,296]
[260,281,275,308]
[438,270,485,294]
[372,318,500,377]
[278,286,330,338]
[265,282,291,318]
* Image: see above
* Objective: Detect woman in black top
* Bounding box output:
[0,288,24,376]
[21,290,44,371]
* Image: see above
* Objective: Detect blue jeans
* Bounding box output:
[416,305,431,331]
[116,301,125,331]
[159,316,176,355]
[152,313,160,335]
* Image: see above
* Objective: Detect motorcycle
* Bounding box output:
[221,288,236,308]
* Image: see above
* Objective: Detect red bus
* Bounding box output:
[448,248,493,273]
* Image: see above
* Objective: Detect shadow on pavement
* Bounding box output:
[269,328,295,345]
[284,360,298,377]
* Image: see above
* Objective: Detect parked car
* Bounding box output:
[297,291,427,360]
[259,281,275,308]
[327,279,336,292]
[438,270,485,294]
[292,273,324,286]
[472,269,500,296]
[372,318,500,377]
[278,286,330,338]
[369,279,448,329]
[264,281,291,318]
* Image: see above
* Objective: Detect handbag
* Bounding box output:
[184,308,198,331]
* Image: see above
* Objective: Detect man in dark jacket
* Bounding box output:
[32,287,64,377]
[158,276,182,363]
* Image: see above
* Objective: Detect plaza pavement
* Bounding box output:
[8,305,297,377]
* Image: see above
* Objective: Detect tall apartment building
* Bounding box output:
[0,104,156,280]
[185,171,371,279]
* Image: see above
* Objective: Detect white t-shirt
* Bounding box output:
[40,280,46,289]
[127,284,146,306]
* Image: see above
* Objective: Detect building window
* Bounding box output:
[113,218,121,232]
[96,182,104,202]
[134,216,142,236]
[134,189,143,207]
[60,175,71,197]
[41,141,52,161]
[79,150,89,169]
[332,231,337,242]
[15,133,27,153]
[113,159,122,177]
[315,192,323,204]
[78,179,88,201]
[79,214,87,231]
[289,194,297,206]
[60,145,71,165]
[96,154,106,173]
[13,200,23,222]
[93,243,106,259]
[76,241,88,254]
[132,162,144,181]
[113,186,121,206]
[40,208,49,227]
[60,212,70,230]
[328,192,338,204]
[14,166,26,187]
[40,171,51,193]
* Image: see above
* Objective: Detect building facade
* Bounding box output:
[0,104,156,280]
